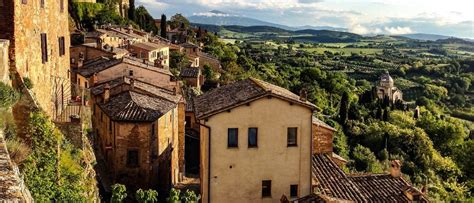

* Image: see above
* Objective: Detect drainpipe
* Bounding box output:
[198,121,211,203]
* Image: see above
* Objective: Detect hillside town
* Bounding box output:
[1,0,472,202]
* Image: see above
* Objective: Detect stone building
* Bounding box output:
[179,67,203,89]
[312,116,336,154]
[90,77,183,191]
[0,0,71,117]
[75,56,174,90]
[128,42,170,67]
[85,28,147,49]
[193,78,317,203]
[376,72,403,102]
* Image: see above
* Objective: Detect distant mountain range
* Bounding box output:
[188,10,346,32]
[395,33,454,41]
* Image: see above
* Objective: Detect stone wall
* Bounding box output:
[0,129,33,202]
[0,40,10,85]
[7,0,71,118]
[312,124,334,154]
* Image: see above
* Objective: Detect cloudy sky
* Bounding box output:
[136,0,474,38]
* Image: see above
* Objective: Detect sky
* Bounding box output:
[136,0,474,38]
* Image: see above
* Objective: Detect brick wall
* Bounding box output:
[312,124,334,154]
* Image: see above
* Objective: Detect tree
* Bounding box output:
[160,14,167,38]
[383,108,390,121]
[128,0,135,21]
[203,64,215,80]
[134,6,158,34]
[169,14,189,29]
[339,91,350,125]
[136,189,158,203]
[351,144,383,173]
[111,184,127,203]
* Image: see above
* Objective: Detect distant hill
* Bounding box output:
[188,10,348,32]
[188,10,294,30]
[396,33,453,41]
[292,29,362,43]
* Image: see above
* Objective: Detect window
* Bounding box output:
[127,150,139,167]
[248,128,258,148]
[227,128,238,148]
[287,127,297,147]
[85,81,88,88]
[58,37,65,56]
[41,33,48,64]
[60,0,64,12]
[22,0,27,4]
[262,180,271,197]
[290,185,298,198]
[129,70,133,76]
[40,0,44,8]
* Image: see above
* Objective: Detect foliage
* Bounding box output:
[136,188,158,203]
[22,77,33,89]
[167,188,181,203]
[181,190,201,203]
[160,14,167,38]
[111,184,127,203]
[350,144,383,173]
[0,82,19,108]
[134,6,158,34]
[21,112,88,201]
[339,91,350,124]
[169,14,190,29]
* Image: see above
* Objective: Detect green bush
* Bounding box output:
[111,184,127,203]
[0,82,19,108]
[22,77,33,89]
[135,188,158,203]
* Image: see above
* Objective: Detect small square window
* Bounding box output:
[22,0,27,4]
[287,127,297,147]
[248,128,258,148]
[290,184,298,198]
[127,150,139,167]
[228,128,238,148]
[40,0,44,8]
[262,180,271,197]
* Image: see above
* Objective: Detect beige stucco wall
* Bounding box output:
[199,97,313,203]
[0,40,9,85]
[8,0,71,117]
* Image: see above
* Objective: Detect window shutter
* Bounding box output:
[60,0,64,12]
[41,33,48,63]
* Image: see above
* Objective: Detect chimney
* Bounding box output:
[91,73,98,86]
[299,89,307,102]
[390,160,401,178]
[130,78,135,90]
[103,83,110,103]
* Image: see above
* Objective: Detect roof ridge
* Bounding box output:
[248,77,271,92]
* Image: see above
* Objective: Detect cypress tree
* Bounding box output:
[128,0,135,21]
[383,108,390,121]
[160,14,167,38]
[339,91,350,125]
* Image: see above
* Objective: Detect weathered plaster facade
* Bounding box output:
[93,99,179,191]
[199,98,313,203]
[0,0,71,117]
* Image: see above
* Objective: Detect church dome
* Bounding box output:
[379,72,394,87]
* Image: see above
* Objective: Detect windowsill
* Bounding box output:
[248,146,258,149]
[262,196,272,199]
[227,146,238,149]
[287,144,298,147]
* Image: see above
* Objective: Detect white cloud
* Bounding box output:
[383,26,413,35]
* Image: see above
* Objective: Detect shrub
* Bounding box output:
[6,138,31,165]
[136,188,158,203]
[181,190,201,203]
[0,82,19,108]
[111,184,127,203]
[22,77,33,89]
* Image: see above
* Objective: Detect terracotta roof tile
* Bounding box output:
[99,91,177,122]
[312,154,429,202]
[193,78,316,119]
[179,67,200,78]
